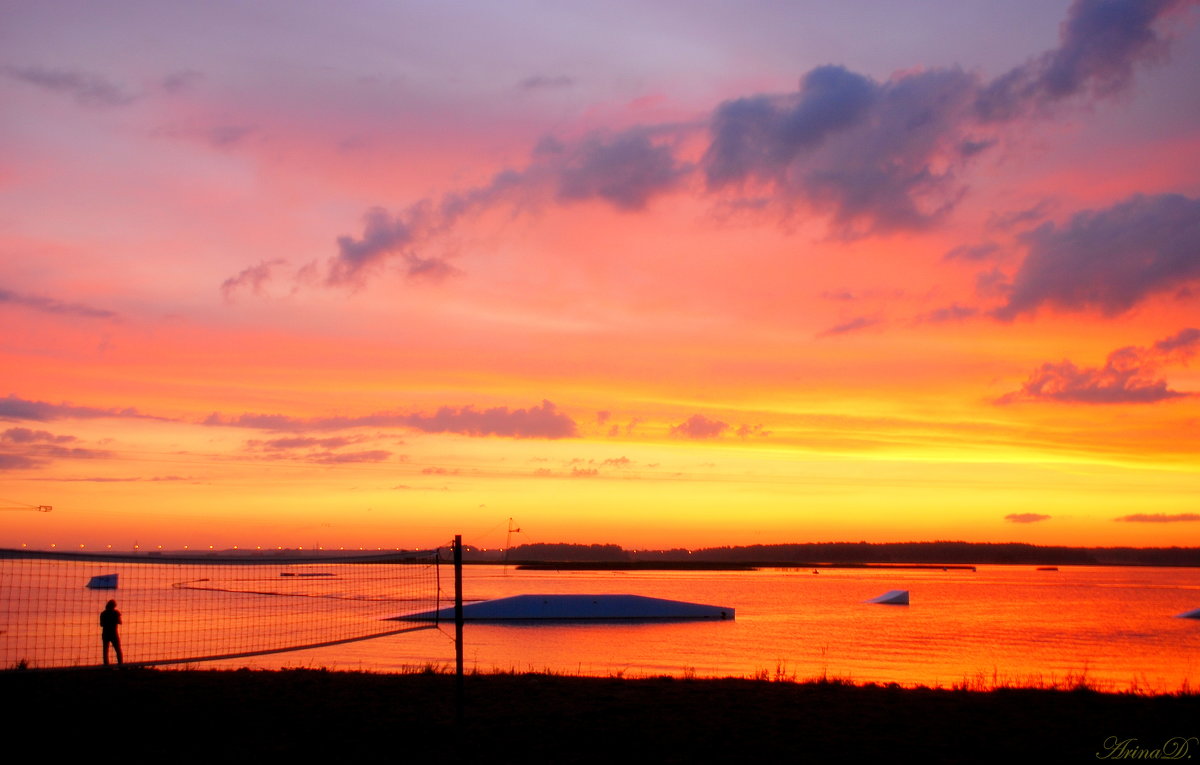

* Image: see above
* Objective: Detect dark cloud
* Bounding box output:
[38,444,112,460]
[1114,513,1200,523]
[1,428,76,444]
[330,205,422,284]
[401,400,578,439]
[518,75,574,90]
[1005,513,1052,523]
[0,288,116,319]
[997,359,1186,403]
[1154,327,1200,356]
[0,437,112,468]
[705,66,876,187]
[601,456,630,467]
[4,65,136,107]
[996,194,1200,319]
[975,0,1184,122]
[555,130,690,211]
[0,426,111,469]
[221,260,286,302]
[699,0,1181,236]
[203,412,300,430]
[268,0,1189,293]
[987,201,1054,231]
[325,167,524,285]
[817,315,883,338]
[705,65,977,235]
[670,414,729,439]
[997,327,1198,404]
[943,242,1000,262]
[0,454,44,470]
[207,400,578,439]
[0,395,153,422]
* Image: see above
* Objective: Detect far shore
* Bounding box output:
[5,667,1196,759]
[511,561,977,571]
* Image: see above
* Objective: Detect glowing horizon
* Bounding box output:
[2,0,1199,551]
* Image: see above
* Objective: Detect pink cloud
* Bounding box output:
[998,327,1198,404]
[671,414,729,439]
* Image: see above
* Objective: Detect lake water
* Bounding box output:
[5,561,1199,691]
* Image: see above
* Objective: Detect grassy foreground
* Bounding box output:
[6,668,1197,761]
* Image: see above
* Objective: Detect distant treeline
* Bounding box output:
[490,541,1200,566]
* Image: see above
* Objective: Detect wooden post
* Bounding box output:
[454,534,464,723]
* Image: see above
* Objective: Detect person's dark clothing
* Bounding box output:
[101,606,123,665]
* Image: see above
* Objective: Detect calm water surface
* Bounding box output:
[6,562,1198,690]
[235,565,1200,691]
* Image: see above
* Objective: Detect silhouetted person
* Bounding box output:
[100,599,123,665]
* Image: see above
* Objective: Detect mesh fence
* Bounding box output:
[1,549,441,669]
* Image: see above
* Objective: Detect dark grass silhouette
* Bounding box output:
[4,668,1196,760]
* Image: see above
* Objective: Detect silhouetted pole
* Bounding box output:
[454,534,464,723]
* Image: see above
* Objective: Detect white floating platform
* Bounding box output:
[866,589,909,605]
[1176,607,1200,619]
[403,594,734,621]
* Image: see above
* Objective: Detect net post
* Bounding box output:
[453,534,464,723]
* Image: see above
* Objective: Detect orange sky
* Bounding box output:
[2,1,1199,551]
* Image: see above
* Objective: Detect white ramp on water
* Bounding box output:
[866,589,909,605]
[402,594,734,621]
[1177,607,1200,619]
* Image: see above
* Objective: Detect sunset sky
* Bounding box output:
[2,0,1198,552]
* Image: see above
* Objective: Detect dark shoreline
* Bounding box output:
[512,561,979,571]
[6,668,1196,760]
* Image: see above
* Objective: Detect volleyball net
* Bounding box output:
[0,548,441,670]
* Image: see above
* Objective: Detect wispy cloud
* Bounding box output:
[1114,513,1200,523]
[306,450,393,465]
[4,64,136,107]
[517,75,574,90]
[0,426,113,470]
[1,427,77,445]
[0,288,117,319]
[221,260,287,303]
[817,315,883,338]
[208,400,578,439]
[0,395,155,422]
